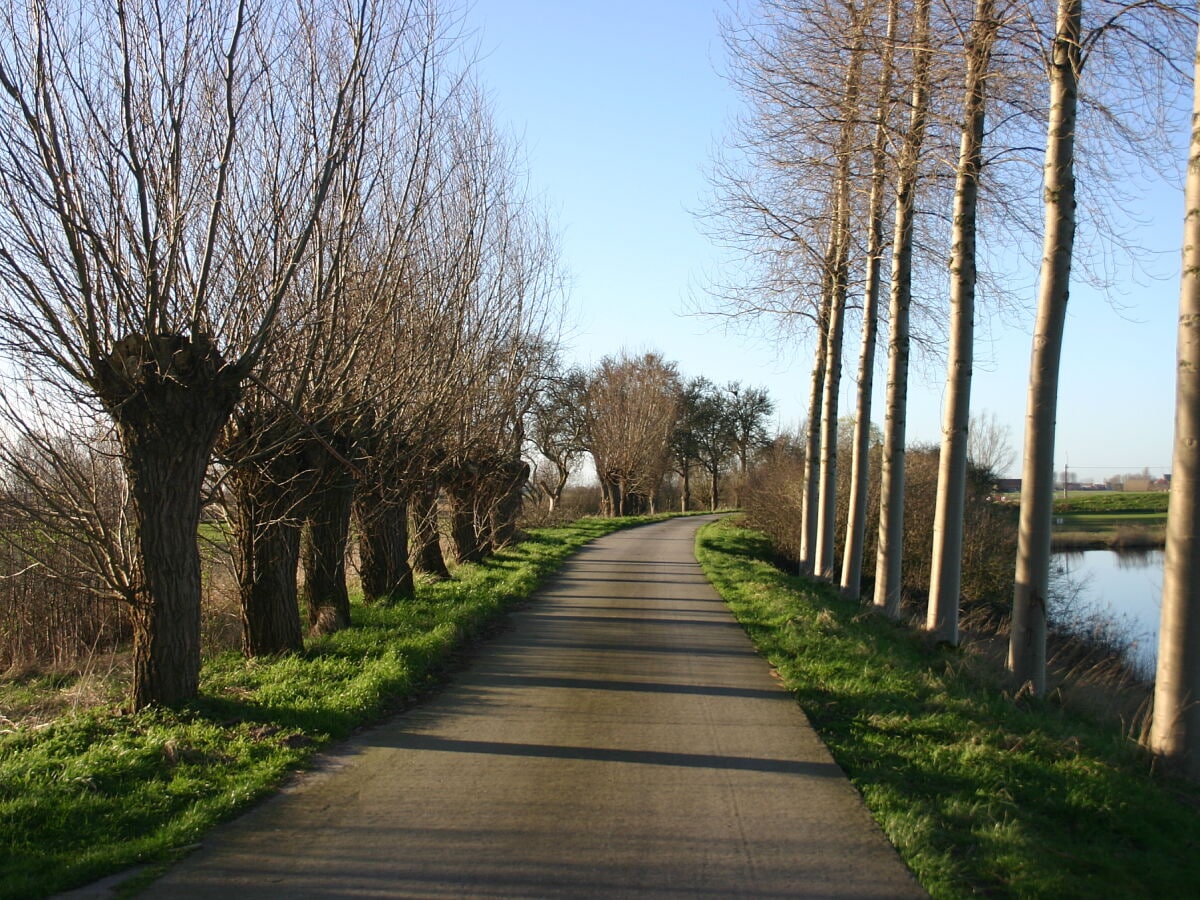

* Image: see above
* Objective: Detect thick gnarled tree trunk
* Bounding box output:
[303,453,356,635]
[98,333,240,708]
[411,480,450,579]
[233,468,306,658]
[357,489,415,603]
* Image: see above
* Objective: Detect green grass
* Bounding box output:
[0,514,666,899]
[695,517,1200,899]
[1050,492,1167,547]
[1053,491,1168,515]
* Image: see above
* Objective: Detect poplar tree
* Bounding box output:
[1150,18,1200,778]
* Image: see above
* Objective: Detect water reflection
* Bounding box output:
[1050,549,1162,677]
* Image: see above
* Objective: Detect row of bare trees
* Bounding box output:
[0,1,562,708]
[709,0,1199,775]
[526,351,775,517]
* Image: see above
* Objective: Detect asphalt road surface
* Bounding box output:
[115,515,924,898]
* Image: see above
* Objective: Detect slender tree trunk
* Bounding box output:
[814,24,864,583]
[927,0,997,644]
[874,0,933,618]
[1150,24,1200,778]
[357,489,414,603]
[303,457,355,635]
[681,463,691,512]
[1008,0,1080,695]
[814,273,845,582]
[97,333,240,708]
[841,0,898,600]
[798,310,829,576]
[411,480,450,579]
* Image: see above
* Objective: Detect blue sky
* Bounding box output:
[465,0,1185,481]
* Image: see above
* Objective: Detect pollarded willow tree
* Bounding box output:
[0,0,392,708]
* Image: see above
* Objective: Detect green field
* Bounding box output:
[1052,491,1168,515]
[1050,492,1166,547]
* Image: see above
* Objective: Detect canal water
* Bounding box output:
[1050,549,1163,677]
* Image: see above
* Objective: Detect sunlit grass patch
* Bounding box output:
[696,517,1200,899]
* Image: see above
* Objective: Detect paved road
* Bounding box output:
[126,515,924,898]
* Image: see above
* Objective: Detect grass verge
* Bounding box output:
[695,517,1200,899]
[0,514,665,899]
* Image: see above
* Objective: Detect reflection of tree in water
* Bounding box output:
[1048,551,1152,680]
[1113,548,1164,571]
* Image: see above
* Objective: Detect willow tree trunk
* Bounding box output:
[233,466,306,657]
[357,489,414,603]
[874,0,933,618]
[411,480,450,579]
[1148,20,1200,780]
[488,460,529,550]
[448,482,485,564]
[927,0,998,645]
[1008,0,1080,696]
[303,458,356,635]
[98,333,240,708]
[841,0,898,600]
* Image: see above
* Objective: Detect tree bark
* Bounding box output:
[357,489,414,603]
[874,0,933,619]
[97,332,240,708]
[448,478,486,564]
[1148,19,1200,780]
[411,480,450,579]
[927,0,997,645]
[487,459,529,550]
[1008,0,1080,695]
[233,464,306,658]
[303,455,356,635]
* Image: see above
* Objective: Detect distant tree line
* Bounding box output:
[525,350,775,517]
